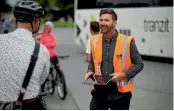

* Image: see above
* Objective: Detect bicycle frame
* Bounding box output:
[42,55,69,100]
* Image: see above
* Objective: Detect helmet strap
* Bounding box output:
[31,21,41,34]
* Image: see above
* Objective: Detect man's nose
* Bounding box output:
[100,21,106,26]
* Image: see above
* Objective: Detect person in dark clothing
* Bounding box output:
[85,8,144,110]
[2,18,9,34]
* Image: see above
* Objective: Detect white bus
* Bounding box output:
[74,0,173,59]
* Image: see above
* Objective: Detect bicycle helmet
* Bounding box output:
[45,21,54,29]
[14,0,45,22]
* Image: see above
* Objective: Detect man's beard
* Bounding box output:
[32,22,41,34]
[101,25,109,34]
[101,25,114,34]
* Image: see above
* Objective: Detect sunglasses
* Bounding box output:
[100,9,117,20]
[101,9,115,13]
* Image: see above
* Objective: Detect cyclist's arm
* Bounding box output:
[40,35,57,49]
[49,35,57,48]
[40,46,50,85]
[34,34,42,41]
[39,36,46,45]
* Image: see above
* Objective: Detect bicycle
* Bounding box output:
[42,55,69,100]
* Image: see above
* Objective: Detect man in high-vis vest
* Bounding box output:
[85,21,100,91]
[85,21,100,63]
[85,8,144,110]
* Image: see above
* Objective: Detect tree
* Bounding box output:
[36,0,74,21]
[0,0,12,18]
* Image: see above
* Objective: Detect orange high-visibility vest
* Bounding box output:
[90,33,135,93]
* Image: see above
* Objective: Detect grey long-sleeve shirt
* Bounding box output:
[88,30,144,82]
[0,28,50,102]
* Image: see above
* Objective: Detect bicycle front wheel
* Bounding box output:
[56,69,67,100]
[44,74,55,95]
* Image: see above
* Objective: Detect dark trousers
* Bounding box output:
[22,96,47,110]
[41,56,60,91]
[0,97,46,110]
[50,56,60,72]
[90,90,132,110]
[4,30,8,34]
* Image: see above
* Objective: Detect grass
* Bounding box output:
[53,20,74,28]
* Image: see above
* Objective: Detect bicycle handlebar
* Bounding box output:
[39,92,48,96]
[58,55,70,60]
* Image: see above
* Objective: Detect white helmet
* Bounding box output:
[45,21,54,29]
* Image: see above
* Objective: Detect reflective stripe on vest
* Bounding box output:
[122,35,128,72]
[117,77,134,86]
[92,34,100,52]
[117,35,134,86]
[91,34,101,61]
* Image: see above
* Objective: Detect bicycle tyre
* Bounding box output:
[44,74,55,95]
[56,69,67,100]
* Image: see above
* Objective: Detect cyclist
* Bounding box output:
[34,22,68,99]
[35,21,61,77]
[0,0,50,110]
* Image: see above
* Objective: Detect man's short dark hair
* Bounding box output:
[90,21,100,33]
[100,8,117,21]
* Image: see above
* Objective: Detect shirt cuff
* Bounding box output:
[125,71,133,81]
[87,69,94,73]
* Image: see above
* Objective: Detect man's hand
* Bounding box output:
[85,71,94,80]
[110,72,126,82]
[35,35,42,41]
[33,33,42,41]
[89,84,95,91]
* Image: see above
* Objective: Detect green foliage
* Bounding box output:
[36,0,73,10]
[54,20,74,28]
[36,0,74,25]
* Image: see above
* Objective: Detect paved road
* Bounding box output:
[51,28,173,110]
[43,89,79,110]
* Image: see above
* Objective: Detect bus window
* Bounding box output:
[77,0,173,9]
[75,0,173,58]
[159,0,173,6]
[133,0,173,7]
[77,0,98,9]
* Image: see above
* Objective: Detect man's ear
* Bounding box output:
[34,20,37,23]
[32,20,37,24]
[114,20,117,25]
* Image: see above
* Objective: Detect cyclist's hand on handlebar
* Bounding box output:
[85,71,94,80]
[34,33,42,40]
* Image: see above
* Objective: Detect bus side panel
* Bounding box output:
[75,7,173,58]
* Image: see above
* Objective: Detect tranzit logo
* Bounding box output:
[144,18,169,33]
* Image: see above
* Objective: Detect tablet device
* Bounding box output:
[82,76,98,85]
[82,75,113,85]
